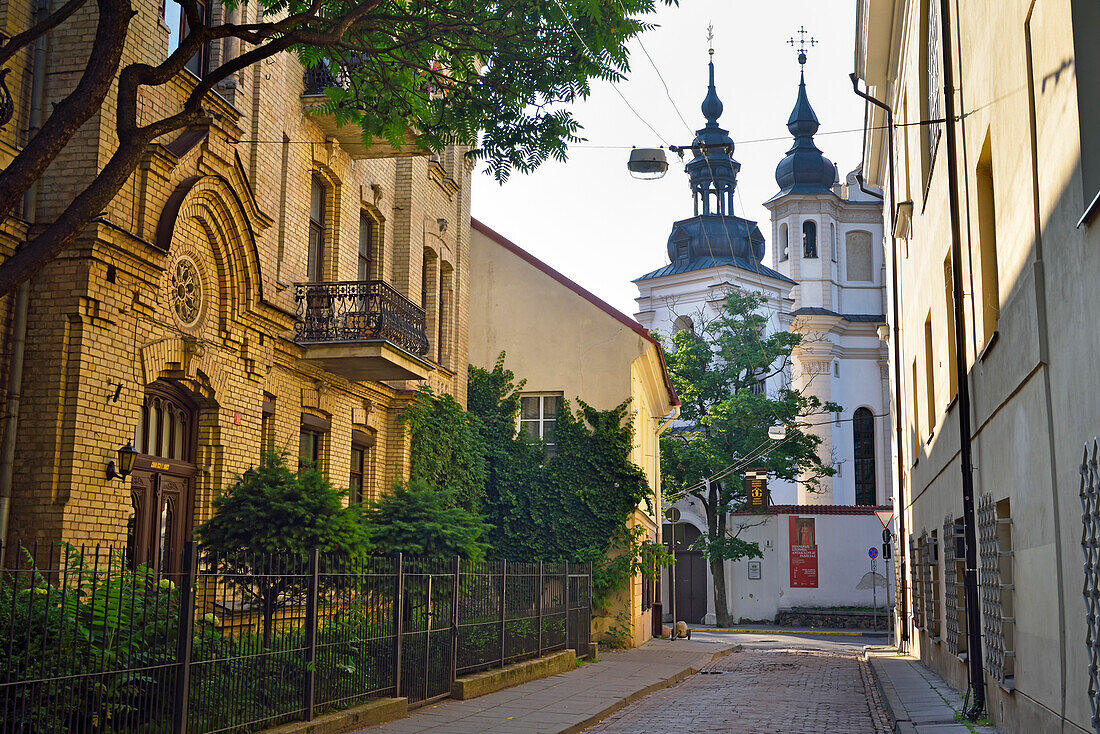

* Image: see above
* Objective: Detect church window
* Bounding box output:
[673,315,695,334]
[830,223,837,263]
[846,231,873,281]
[976,133,1000,346]
[833,361,839,377]
[308,176,326,282]
[854,407,876,506]
[520,393,562,458]
[802,221,818,259]
[779,224,789,261]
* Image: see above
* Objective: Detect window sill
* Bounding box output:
[945,394,958,413]
[1077,189,1100,229]
[978,330,999,363]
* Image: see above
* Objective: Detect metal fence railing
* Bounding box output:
[0,542,592,733]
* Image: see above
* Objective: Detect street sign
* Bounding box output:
[883,542,892,560]
[882,527,892,544]
[875,510,894,528]
[665,506,681,523]
[868,546,878,559]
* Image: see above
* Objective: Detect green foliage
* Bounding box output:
[362,480,490,561]
[287,0,676,182]
[196,452,367,646]
[467,355,658,608]
[403,386,487,514]
[0,545,180,731]
[661,292,841,561]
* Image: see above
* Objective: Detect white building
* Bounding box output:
[638,50,891,624]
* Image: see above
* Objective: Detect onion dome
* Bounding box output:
[774,69,837,194]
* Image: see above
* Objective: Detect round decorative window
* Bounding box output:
[171,256,203,327]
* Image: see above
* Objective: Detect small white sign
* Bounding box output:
[747,560,762,580]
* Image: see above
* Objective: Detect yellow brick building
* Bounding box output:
[0,0,472,566]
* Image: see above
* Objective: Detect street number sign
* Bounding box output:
[868,546,878,559]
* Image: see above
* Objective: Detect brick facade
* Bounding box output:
[0,0,472,552]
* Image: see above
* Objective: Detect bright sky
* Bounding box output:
[470,0,865,318]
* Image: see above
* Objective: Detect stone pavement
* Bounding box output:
[356,639,734,734]
[588,643,890,734]
[866,648,999,733]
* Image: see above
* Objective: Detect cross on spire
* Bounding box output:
[707,22,715,57]
[787,25,817,66]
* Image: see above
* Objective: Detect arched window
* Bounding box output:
[779,223,789,261]
[853,408,876,505]
[673,315,695,334]
[803,220,818,258]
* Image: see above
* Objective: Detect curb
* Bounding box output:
[693,627,884,638]
[863,651,908,732]
[559,644,740,734]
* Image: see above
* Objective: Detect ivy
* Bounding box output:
[401,386,487,514]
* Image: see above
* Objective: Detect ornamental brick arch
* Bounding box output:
[155,175,265,335]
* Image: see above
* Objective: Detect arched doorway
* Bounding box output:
[128,382,198,572]
[664,522,708,625]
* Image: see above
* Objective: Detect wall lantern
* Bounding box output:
[627,148,668,180]
[106,442,138,481]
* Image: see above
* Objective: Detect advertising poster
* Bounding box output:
[789,515,818,588]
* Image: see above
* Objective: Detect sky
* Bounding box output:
[470,0,866,318]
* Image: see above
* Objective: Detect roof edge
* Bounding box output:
[471,218,679,407]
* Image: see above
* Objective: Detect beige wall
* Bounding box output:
[856,0,1097,731]
[470,222,677,647]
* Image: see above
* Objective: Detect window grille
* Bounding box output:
[1079,439,1100,730]
[943,516,967,657]
[910,534,925,629]
[895,533,905,618]
[979,493,1015,688]
[926,532,940,640]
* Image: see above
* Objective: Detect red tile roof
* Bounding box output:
[471,218,679,407]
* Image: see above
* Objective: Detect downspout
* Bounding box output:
[850,74,908,649]
[0,0,47,564]
[937,0,986,719]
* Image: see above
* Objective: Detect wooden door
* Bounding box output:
[127,384,198,572]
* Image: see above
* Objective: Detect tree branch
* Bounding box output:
[0,0,89,68]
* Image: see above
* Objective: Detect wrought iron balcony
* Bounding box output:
[301,64,427,159]
[294,281,432,381]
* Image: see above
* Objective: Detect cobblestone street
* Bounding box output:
[587,638,890,734]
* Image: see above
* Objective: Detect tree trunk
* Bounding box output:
[709,555,733,627]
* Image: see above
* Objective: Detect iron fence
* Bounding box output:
[0,542,592,733]
[293,280,429,356]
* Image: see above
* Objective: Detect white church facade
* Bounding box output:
[638,49,893,625]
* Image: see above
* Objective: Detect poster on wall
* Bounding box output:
[789,516,818,588]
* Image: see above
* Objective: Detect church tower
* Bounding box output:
[764,40,890,506]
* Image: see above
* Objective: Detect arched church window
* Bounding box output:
[846,231,874,281]
[854,407,876,505]
[803,221,818,259]
[779,224,789,261]
[673,315,695,334]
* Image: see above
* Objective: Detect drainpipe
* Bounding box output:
[0,0,47,564]
[937,0,985,719]
[849,73,908,649]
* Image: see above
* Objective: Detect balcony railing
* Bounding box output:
[303,63,352,96]
[294,280,429,356]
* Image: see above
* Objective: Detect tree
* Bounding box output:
[362,480,490,561]
[660,291,840,627]
[0,0,671,294]
[195,451,367,647]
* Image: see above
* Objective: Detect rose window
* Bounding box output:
[171,257,203,327]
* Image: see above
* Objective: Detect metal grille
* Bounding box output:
[895,531,905,619]
[1080,439,1100,731]
[910,534,924,629]
[921,531,938,637]
[294,281,429,355]
[978,493,1015,687]
[943,516,967,657]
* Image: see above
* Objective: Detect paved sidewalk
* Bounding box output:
[357,639,734,734]
[866,648,999,733]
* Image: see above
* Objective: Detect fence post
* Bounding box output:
[303,548,319,721]
[588,561,594,655]
[537,561,543,658]
[500,560,507,669]
[450,556,460,686]
[394,553,404,698]
[565,563,571,656]
[172,541,197,734]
